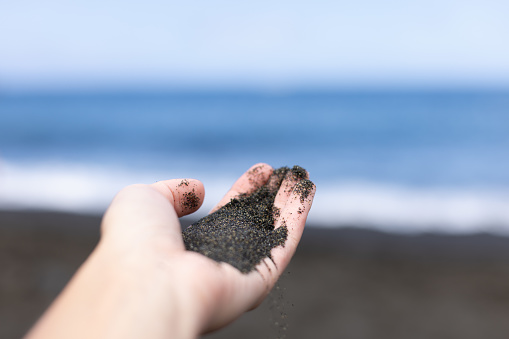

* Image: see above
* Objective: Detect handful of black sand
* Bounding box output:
[182,166,312,274]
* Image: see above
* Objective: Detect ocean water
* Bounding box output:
[1,90,509,234]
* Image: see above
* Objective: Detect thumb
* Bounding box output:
[101,179,204,251]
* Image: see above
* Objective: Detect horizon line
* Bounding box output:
[2,86,509,97]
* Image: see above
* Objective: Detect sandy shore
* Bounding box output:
[2,210,509,339]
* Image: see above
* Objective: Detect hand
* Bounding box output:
[25,163,316,339]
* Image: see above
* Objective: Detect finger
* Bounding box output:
[272,166,309,221]
[259,179,316,285]
[150,179,205,217]
[211,163,273,213]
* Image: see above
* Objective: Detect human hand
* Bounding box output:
[26,163,315,339]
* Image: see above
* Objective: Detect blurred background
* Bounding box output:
[1,1,509,338]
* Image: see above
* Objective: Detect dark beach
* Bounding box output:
[2,210,509,339]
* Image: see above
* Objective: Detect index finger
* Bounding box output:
[257,179,316,285]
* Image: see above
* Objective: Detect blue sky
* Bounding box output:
[1,0,509,91]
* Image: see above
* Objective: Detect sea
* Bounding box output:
[1,90,509,234]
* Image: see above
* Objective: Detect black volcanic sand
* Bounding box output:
[4,211,509,338]
[182,165,313,273]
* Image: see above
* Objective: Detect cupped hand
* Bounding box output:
[26,163,315,339]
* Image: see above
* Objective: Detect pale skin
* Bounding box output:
[25,163,316,339]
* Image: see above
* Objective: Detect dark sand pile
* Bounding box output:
[182,166,312,273]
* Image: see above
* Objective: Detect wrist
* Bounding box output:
[90,240,202,339]
[27,241,201,339]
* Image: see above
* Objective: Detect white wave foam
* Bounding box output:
[1,160,509,234]
[309,181,509,234]
[0,160,230,216]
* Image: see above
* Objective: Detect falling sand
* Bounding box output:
[182,165,313,274]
